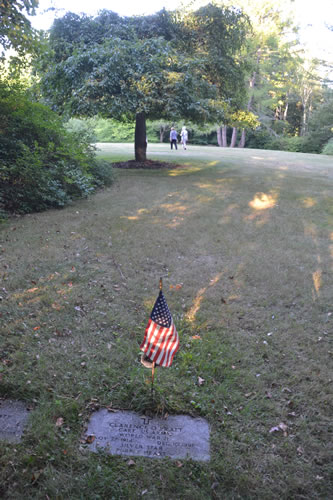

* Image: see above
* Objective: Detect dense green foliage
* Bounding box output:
[0,0,39,60]
[37,10,215,120]
[0,80,113,216]
[66,116,219,145]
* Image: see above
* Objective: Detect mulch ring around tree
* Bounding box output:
[111,160,184,169]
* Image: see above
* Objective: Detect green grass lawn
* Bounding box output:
[1,144,332,499]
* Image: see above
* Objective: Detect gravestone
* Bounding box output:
[0,400,30,443]
[84,410,210,461]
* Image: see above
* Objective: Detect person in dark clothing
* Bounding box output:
[170,127,178,150]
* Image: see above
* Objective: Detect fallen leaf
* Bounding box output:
[245,392,255,398]
[33,326,40,331]
[31,470,43,484]
[198,376,205,386]
[127,459,135,467]
[297,446,304,456]
[55,417,64,427]
[27,287,38,293]
[192,335,201,340]
[176,461,183,468]
[141,490,148,496]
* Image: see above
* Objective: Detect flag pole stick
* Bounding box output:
[151,361,155,398]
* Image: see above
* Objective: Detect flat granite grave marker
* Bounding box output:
[84,410,210,461]
[0,400,30,443]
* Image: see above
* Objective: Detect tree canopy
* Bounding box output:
[36,6,250,161]
[0,0,39,59]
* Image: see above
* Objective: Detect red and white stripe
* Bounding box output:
[140,318,179,368]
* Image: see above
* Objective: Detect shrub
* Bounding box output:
[246,128,322,154]
[245,129,275,149]
[93,118,135,142]
[64,118,97,143]
[90,159,115,187]
[0,79,113,215]
[322,138,333,155]
[277,136,317,153]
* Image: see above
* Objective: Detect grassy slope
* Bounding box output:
[0,144,332,499]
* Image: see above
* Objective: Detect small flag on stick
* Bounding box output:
[140,281,179,368]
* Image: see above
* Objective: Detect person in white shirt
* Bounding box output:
[181,126,188,150]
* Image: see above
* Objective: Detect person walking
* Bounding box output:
[181,126,188,149]
[170,127,178,150]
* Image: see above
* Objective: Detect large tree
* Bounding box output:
[36,6,249,161]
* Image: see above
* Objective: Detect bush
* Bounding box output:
[322,138,333,155]
[245,129,275,149]
[246,128,322,154]
[0,79,113,215]
[90,159,115,187]
[276,136,318,153]
[64,118,97,143]
[93,118,135,142]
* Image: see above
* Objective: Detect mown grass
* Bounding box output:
[1,143,332,499]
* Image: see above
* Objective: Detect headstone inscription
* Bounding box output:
[84,410,210,461]
[0,400,30,443]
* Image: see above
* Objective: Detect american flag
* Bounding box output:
[140,290,179,368]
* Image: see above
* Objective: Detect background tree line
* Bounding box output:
[1,1,332,217]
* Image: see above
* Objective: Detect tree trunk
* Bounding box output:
[230,127,237,148]
[283,101,289,121]
[160,125,166,142]
[300,85,312,136]
[217,126,222,147]
[222,125,228,147]
[238,129,246,148]
[135,112,147,162]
